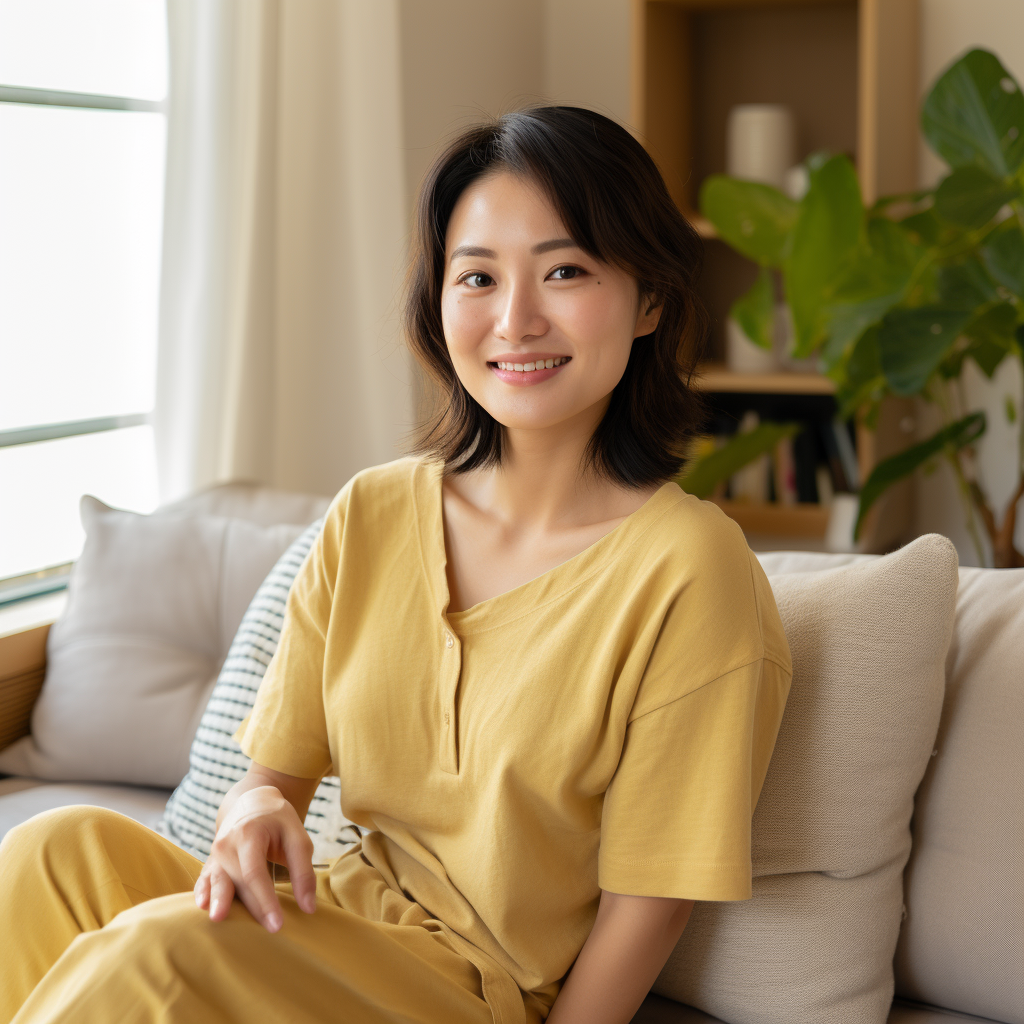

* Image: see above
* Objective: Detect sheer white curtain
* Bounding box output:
[156,0,414,503]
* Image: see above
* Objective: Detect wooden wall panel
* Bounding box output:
[859,0,920,202]
[0,624,49,754]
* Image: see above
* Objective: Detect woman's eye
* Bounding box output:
[461,272,493,288]
[549,265,584,281]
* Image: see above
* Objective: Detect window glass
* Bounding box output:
[0,0,167,100]
[0,427,159,580]
[0,103,165,431]
[0,1,167,584]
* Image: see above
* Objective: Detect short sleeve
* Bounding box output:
[598,656,791,902]
[235,503,343,780]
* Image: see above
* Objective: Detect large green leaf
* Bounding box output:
[823,217,926,364]
[699,176,799,266]
[677,421,801,500]
[784,155,864,357]
[870,189,934,214]
[982,224,1024,298]
[921,48,1024,177]
[834,325,886,419]
[937,258,998,309]
[900,207,944,247]
[854,412,986,539]
[963,301,1019,376]
[730,268,775,350]
[877,306,972,394]
[933,165,1019,227]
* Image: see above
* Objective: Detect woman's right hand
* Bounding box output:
[194,784,317,932]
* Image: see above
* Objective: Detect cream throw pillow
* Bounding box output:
[0,497,303,788]
[893,565,1024,1024]
[654,533,959,1024]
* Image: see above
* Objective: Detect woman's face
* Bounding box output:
[440,171,661,435]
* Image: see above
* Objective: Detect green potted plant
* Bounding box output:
[681,48,1024,568]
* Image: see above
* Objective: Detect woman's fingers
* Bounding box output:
[194,869,211,909]
[236,839,284,932]
[282,828,317,914]
[208,864,236,922]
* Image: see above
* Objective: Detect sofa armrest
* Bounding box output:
[0,623,50,755]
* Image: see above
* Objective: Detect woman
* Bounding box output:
[0,107,792,1024]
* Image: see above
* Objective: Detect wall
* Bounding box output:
[398,0,545,213]
[913,0,1024,564]
[543,0,631,126]
[396,0,545,424]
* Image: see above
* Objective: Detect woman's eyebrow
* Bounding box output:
[448,238,581,262]
[531,237,579,255]
[450,244,496,261]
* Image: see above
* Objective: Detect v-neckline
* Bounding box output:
[413,457,684,634]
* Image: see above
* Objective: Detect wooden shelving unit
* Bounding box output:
[632,0,920,550]
[697,363,835,396]
[711,497,831,538]
[631,0,920,220]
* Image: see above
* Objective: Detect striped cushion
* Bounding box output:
[158,518,360,864]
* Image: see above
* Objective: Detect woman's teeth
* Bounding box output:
[495,357,569,372]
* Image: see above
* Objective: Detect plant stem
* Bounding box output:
[1016,351,1024,482]
[932,380,989,566]
[949,453,991,566]
[903,219,1002,297]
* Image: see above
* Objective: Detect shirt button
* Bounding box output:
[445,633,454,648]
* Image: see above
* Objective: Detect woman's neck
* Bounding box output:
[448,403,660,537]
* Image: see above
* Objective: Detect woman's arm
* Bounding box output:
[545,889,695,1024]
[194,761,321,932]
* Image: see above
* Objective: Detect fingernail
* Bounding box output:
[211,898,221,917]
[303,896,316,914]
[195,891,203,907]
[267,913,282,932]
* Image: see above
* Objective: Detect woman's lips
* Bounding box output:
[488,358,570,386]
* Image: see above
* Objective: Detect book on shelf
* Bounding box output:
[816,419,861,494]
[791,426,820,504]
[832,419,860,490]
[772,435,798,506]
[730,410,770,503]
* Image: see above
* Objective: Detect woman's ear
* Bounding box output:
[634,295,663,339]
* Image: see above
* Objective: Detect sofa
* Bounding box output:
[0,481,1020,1024]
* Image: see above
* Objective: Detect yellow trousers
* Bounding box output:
[0,806,495,1024]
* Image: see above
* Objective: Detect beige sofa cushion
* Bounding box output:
[653,534,959,1024]
[755,551,870,575]
[893,565,1024,1024]
[0,497,304,788]
[0,778,170,843]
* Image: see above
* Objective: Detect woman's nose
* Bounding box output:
[494,281,548,342]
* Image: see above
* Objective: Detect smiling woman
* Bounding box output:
[0,106,793,1024]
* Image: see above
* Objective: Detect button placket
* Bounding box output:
[439,626,461,774]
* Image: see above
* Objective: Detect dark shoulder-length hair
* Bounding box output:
[404,105,709,488]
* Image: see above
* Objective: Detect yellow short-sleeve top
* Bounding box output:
[238,455,793,1023]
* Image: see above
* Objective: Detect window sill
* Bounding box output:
[0,591,67,640]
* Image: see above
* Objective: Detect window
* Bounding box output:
[0,0,168,602]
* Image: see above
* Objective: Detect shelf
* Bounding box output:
[697,364,835,395]
[711,498,830,539]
